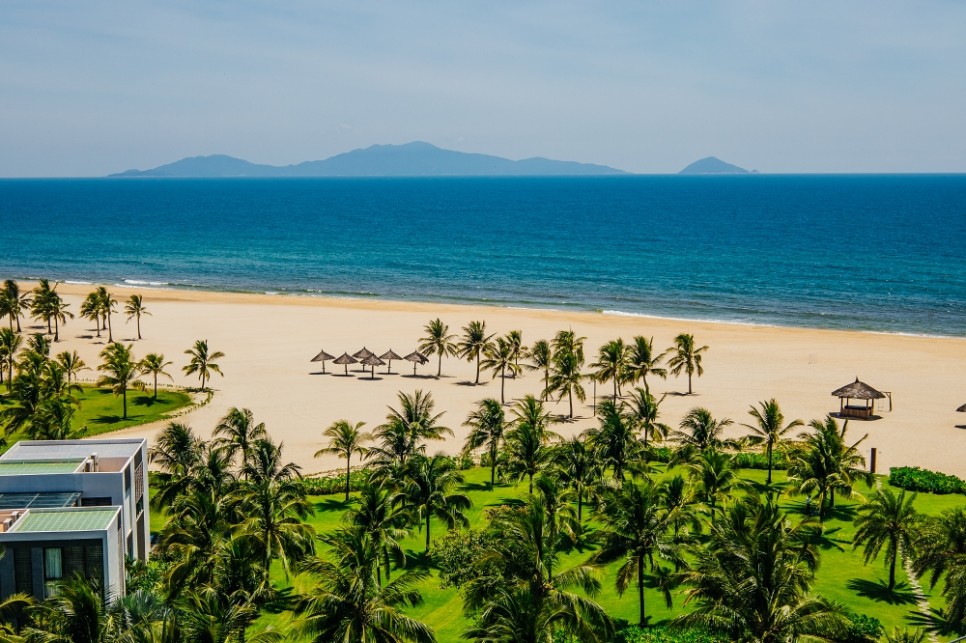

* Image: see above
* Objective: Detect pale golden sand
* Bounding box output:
[33,282,966,477]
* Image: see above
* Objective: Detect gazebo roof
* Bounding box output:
[831,378,886,400]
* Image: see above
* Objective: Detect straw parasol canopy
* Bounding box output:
[362,354,385,379]
[957,403,966,413]
[353,347,375,361]
[380,349,403,374]
[831,377,886,419]
[310,348,335,374]
[404,350,429,375]
[333,352,358,376]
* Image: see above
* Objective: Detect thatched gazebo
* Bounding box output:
[831,378,886,420]
[333,352,358,376]
[379,349,402,374]
[404,350,429,376]
[310,349,335,374]
[362,354,385,379]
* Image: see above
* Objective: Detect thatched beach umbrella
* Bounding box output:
[310,348,335,374]
[957,403,966,412]
[831,377,886,420]
[353,347,375,372]
[404,350,429,376]
[333,352,358,376]
[380,349,403,374]
[362,354,385,379]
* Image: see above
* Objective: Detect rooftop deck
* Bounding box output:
[8,508,118,533]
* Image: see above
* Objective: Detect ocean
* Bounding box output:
[1,175,964,337]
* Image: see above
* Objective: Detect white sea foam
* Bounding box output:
[64,280,93,285]
[121,279,169,287]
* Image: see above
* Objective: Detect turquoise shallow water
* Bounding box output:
[1,175,964,336]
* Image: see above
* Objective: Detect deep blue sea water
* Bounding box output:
[1,176,965,336]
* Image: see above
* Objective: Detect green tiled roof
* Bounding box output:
[0,459,85,475]
[10,509,116,533]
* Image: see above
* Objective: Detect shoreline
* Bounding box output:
[8,279,966,478]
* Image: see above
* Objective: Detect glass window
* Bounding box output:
[44,548,63,580]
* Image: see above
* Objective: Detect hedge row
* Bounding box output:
[302,469,372,495]
[889,466,966,495]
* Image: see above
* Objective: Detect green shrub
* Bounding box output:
[841,612,884,643]
[732,451,789,470]
[614,625,729,643]
[302,469,371,495]
[889,466,965,495]
[647,447,673,463]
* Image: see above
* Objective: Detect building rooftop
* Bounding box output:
[1,439,145,463]
[0,492,81,510]
[0,460,86,475]
[9,508,118,533]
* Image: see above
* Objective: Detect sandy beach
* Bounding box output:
[27,282,966,478]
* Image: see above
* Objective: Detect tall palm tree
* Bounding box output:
[547,347,586,419]
[369,390,451,468]
[912,507,966,628]
[23,574,114,643]
[96,342,144,419]
[80,290,103,338]
[503,395,560,493]
[685,449,748,526]
[148,421,204,510]
[506,329,525,373]
[402,454,471,552]
[672,407,734,461]
[95,286,118,343]
[627,387,670,453]
[853,488,920,590]
[30,279,56,334]
[553,435,602,522]
[590,481,683,627]
[462,398,507,489]
[1,279,30,332]
[743,398,803,486]
[139,352,172,400]
[0,327,21,390]
[55,349,88,385]
[458,320,494,385]
[297,527,436,643]
[464,496,614,643]
[183,339,224,392]
[50,296,73,342]
[479,335,520,404]
[214,407,268,473]
[625,335,668,395]
[178,587,281,643]
[346,481,410,584]
[125,293,150,340]
[419,318,457,378]
[591,338,629,399]
[675,495,848,642]
[585,399,641,486]
[315,419,369,500]
[525,339,553,400]
[787,416,870,521]
[666,333,708,395]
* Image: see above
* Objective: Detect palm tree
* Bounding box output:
[0,327,21,391]
[419,318,457,378]
[139,352,172,400]
[95,286,118,343]
[346,481,410,584]
[80,290,103,338]
[553,436,602,522]
[787,416,870,521]
[297,528,436,643]
[743,398,803,486]
[479,335,520,404]
[96,342,144,419]
[506,329,525,373]
[586,399,641,486]
[672,407,734,461]
[214,407,268,473]
[1,279,30,332]
[503,395,560,493]
[912,507,966,629]
[675,495,848,642]
[148,421,204,509]
[183,339,224,391]
[547,346,586,419]
[50,296,73,342]
[591,338,629,399]
[124,293,150,339]
[666,333,708,395]
[315,419,369,500]
[369,390,451,468]
[458,320,494,385]
[178,587,281,643]
[402,454,471,552]
[30,278,56,334]
[853,488,920,590]
[627,387,670,454]
[625,335,668,395]
[525,339,553,400]
[462,398,507,489]
[23,574,114,643]
[685,449,748,526]
[591,481,683,627]
[55,349,88,385]
[464,496,614,643]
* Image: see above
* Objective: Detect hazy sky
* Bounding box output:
[2,1,965,176]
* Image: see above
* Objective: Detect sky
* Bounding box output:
[1,1,965,176]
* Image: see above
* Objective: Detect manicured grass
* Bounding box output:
[240,464,962,641]
[0,385,193,449]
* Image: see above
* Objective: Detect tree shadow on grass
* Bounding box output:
[845,578,919,605]
[132,395,161,407]
[90,414,136,425]
[809,525,849,552]
[315,497,356,513]
[905,606,963,636]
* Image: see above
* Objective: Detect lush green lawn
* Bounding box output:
[241,465,964,641]
[0,385,193,449]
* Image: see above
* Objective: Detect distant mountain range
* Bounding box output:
[110,142,628,178]
[678,156,752,175]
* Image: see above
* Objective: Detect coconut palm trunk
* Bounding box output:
[345,454,352,501]
[106,310,113,343]
[638,557,646,627]
[53,315,60,342]
[425,512,432,552]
